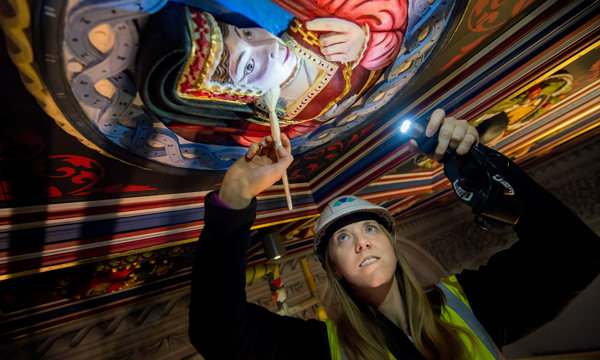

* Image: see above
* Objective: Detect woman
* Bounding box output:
[189,109,600,359]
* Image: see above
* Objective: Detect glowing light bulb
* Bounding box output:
[400,119,412,134]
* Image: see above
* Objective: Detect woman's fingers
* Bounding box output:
[408,139,419,154]
[420,109,480,160]
[274,134,293,172]
[425,108,445,137]
[435,118,479,158]
[449,121,467,149]
[455,126,479,155]
[434,116,455,160]
[246,142,260,160]
[250,134,293,164]
[277,142,293,165]
[260,136,271,147]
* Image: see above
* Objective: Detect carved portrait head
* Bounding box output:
[176,9,297,104]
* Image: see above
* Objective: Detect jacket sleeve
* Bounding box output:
[456,145,600,347]
[189,192,330,360]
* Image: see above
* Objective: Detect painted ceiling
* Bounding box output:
[1,0,600,354]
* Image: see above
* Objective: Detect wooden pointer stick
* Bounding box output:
[265,87,293,210]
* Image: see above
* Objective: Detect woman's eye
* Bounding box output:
[336,234,349,243]
[366,224,377,232]
[243,29,252,39]
[244,59,254,75]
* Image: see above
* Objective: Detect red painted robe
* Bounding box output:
[274,0,408,71]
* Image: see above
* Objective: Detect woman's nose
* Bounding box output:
[355,237,371,252]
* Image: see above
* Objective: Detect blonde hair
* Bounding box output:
[324,226,476,360]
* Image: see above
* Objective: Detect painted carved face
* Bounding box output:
[327,220,397,299]
[224,25,297,92]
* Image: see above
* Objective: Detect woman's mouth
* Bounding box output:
[360,256,379,267]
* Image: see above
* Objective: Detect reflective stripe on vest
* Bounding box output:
[325,276,504,359]
[439,276,504,360]
[325,320,348,360]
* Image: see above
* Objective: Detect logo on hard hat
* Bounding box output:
[333,197,356,207]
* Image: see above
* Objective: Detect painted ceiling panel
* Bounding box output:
[1,0,600,353]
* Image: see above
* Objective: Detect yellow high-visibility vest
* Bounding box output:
[326,275,503,360]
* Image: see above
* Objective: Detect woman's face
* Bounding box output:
[327,220,397,299]
[224,25,297,92]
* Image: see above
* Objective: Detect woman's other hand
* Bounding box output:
[219,134,293,209]
[409,109,479,162]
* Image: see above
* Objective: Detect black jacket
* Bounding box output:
[189,147,600,359]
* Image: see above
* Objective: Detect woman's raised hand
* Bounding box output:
[218,134,293,209]
[409,109,480,162]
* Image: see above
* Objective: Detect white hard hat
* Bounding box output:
[313,195,395,265]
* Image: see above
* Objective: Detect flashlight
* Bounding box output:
[400,117,520,229]
[399,119,444,156]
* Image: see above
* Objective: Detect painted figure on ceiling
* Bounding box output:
[137,0,408,146]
